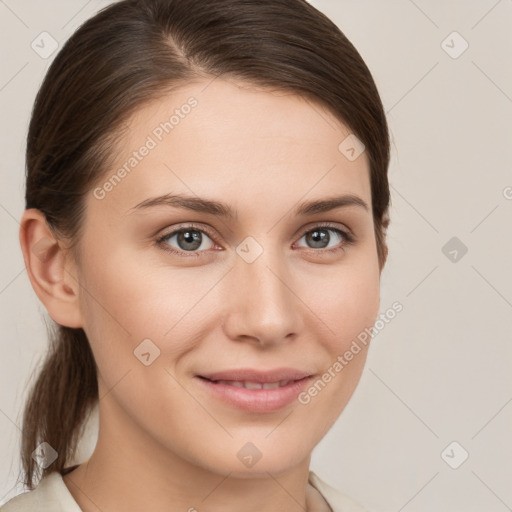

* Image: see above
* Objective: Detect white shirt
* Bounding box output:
[1,469,368,512]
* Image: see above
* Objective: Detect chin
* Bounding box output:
[204,441,310,479]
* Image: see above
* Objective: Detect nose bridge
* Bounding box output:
[223,237,302,344]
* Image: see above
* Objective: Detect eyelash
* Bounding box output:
[155,222,355,258]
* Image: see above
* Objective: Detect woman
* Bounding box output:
[2,0,390,510]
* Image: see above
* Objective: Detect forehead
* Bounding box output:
[90,77,371,218]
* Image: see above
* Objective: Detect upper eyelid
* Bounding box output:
[158,223,217,242]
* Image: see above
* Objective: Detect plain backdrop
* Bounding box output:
[1,1,511,511]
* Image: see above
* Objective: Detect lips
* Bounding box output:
[196,367,314,413]
[209,379,294,389]
[198,367,312,383]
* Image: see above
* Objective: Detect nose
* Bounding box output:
[222,243,304,347]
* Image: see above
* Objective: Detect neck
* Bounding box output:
[62,396,315,512]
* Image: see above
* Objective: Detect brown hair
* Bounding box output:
[20,0,390,489]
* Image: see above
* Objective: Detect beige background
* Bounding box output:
[1,1,511,511]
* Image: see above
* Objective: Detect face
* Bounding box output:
[71,77,381,478]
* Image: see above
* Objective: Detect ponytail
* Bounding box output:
[20,323,97,489]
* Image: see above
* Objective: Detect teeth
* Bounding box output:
[227,380,244,388]
[214,380,292,389]
[244,381,263,389]
[262,382,280,389]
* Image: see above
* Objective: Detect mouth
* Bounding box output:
[195,368,314,413]
[197,377,301,390]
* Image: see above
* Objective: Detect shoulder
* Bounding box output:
[308,470,370,512]
[1,472,82,512]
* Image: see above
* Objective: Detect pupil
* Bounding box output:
[308,229,328,249]
[179,230,201,250]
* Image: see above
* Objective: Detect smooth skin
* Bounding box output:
[20,77,383,512]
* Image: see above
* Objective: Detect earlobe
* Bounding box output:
[19,208,83,328]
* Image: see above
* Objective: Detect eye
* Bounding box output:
[156,222,354,258]
[294,224,354,253]
[156,224,217,257]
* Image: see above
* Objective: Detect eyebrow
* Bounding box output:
[128,193,369,218]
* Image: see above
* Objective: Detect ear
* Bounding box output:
[19,208,83,328]
[378,210,390,273]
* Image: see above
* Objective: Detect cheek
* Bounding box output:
[77,237,168,334]
[298,249,380,406]
[75,243,222,387]
[304,252,381,346]
[74,243,165,379]
[296,268,378,430]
